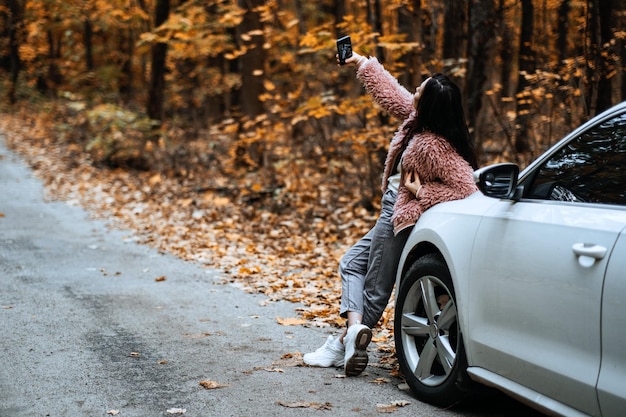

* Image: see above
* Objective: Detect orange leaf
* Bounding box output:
[199,379,230,389]
[276,317,307,326]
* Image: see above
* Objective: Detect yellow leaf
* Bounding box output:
[147,174,160,188]
[276,317,307,326]
[263,79,276,91]
[199,379,230,389]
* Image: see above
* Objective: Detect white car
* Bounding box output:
[394,101,626,417]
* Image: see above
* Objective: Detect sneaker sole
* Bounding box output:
[345,328,372,376]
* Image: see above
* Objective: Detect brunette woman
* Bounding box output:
[304,51,478,376]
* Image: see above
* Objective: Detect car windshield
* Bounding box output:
[527,111,626,206]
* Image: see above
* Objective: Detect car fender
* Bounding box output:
[395,191,501,362]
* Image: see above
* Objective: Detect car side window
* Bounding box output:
[527,111,626,206]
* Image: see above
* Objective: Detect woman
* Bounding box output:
[303,50,478,376]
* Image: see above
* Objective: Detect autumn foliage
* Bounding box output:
[1,0,625,330]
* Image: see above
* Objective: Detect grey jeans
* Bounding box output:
[339,188,410,328]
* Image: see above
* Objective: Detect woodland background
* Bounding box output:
[1,0,625,332]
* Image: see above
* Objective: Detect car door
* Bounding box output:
[596,230,626,417]
[467,109,626,416]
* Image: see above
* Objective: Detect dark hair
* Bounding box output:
[404,73,477,169]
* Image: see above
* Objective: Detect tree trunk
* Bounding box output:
[237,0,265,118]
[2,0,22,104]
[622,34,626,102]
[333,0,346,34]
[556,0,572,124]
[119,29,134,101]
[366,0,384,62]
[443,0,467,88]
[556,0,570,66]
[397,1,422,90]
[498,0,513,97]
[595,0,613,114]
[585,0,599,115]
[147,0,170,122]
[617,0,626,102]
[514,0,534,155]
[43,29,62,97]
[466,0,495,148]
[84,19,93,71]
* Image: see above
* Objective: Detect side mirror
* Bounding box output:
[474,163,520,200]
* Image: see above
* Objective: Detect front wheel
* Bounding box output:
[394,253,473,407]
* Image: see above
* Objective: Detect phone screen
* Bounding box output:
[337,36,353,65]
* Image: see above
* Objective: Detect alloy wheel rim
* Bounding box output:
[400,275,459,387]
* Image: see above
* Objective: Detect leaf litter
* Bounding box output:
[0,112,400,371]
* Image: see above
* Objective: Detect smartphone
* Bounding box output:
[336,35,353,65]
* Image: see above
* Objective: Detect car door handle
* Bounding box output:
[572,243,607,267]
[572,243,607,259]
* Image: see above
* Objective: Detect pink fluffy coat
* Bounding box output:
[356,58,478,234]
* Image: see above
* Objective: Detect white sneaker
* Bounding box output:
[343,324,372,376]
[303,335,345,367]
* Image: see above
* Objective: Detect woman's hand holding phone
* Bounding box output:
[336,35,365,68]
[335,51,363,67]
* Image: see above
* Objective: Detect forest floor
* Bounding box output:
[0,108,397,358]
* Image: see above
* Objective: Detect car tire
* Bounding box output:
[394,253,473,407]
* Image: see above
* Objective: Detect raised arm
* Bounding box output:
[346,53,415,121]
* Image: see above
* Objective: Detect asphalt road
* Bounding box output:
[0,136,543,417]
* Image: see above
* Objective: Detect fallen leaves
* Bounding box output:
[276,401,332,411]
[275,316,308,326]
[1,111,385,330]
[273,352,303,367]
[0,111,407,398]
[376,400,411,413]
[370,377,392,384]
[252,366,284,373]
[199,379,230,389]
